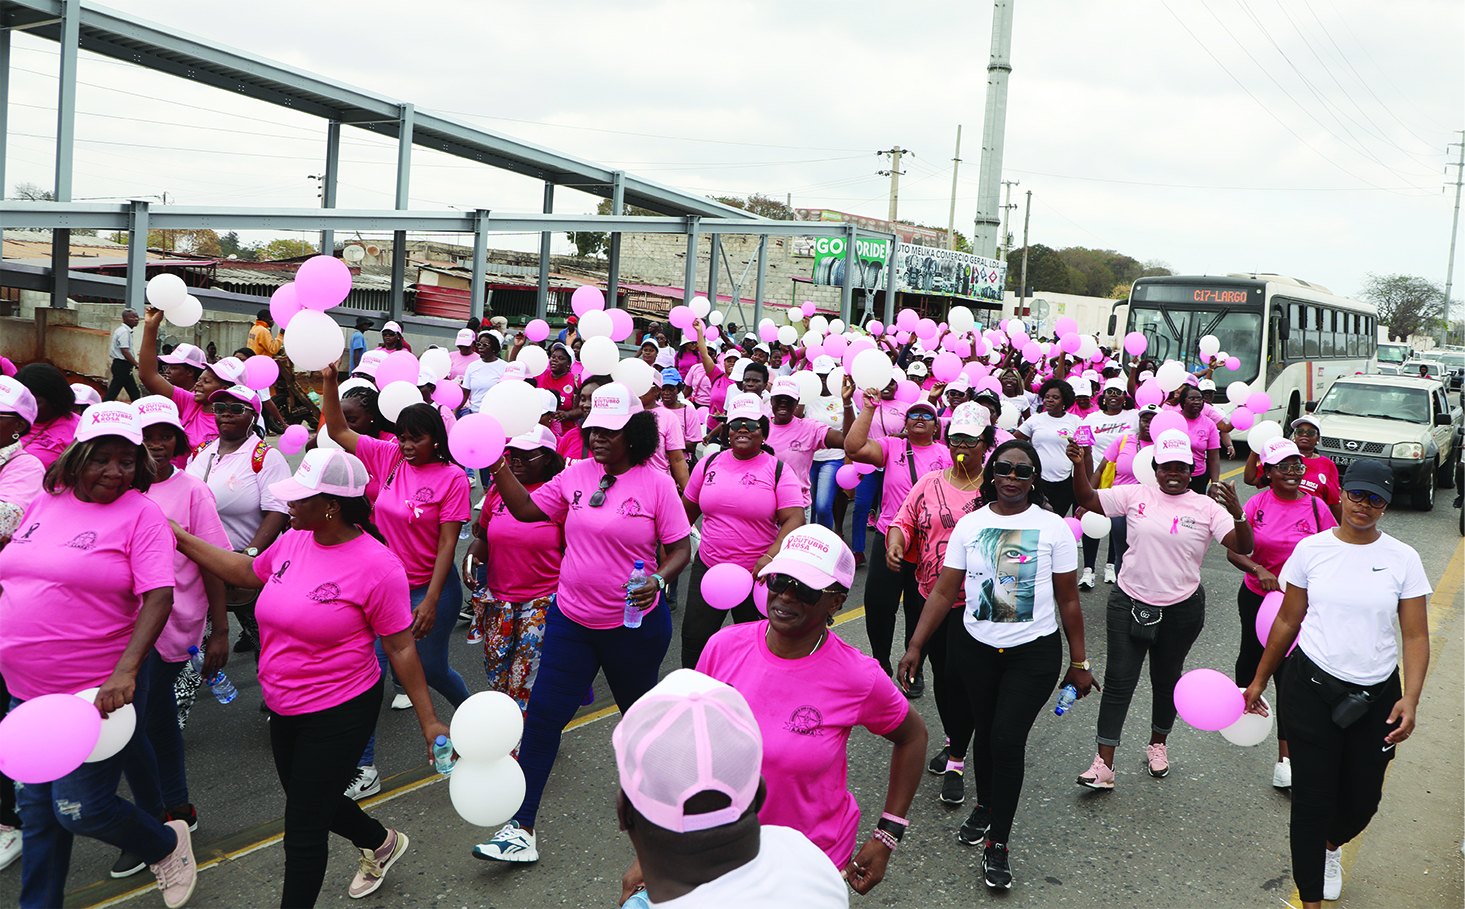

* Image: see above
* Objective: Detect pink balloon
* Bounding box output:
[978,376,1003,395]
[1174,668,1246,731]
[1253,590,1297,655]
[759,322,780,343]
[1124,331,1148,356]
[668,306,694,330]
[1246,392,1273,414]
[1135,380,1164,408]
[269,283,302,330]
[702,563,755,610]
[1224,356,1241,372]
[0,693,101,784]
[524,319,550,343]
[753,578,769,616]
[432,378,464,409]
[895,308,919,331]
[836,463,861,489]
[803,343,824,361]
[294,255,353,310]
[954,339,973,359]
[1063,516,1083,541]
[705,326,720,342]
[607,309,634,343]
[1151,411,1188,437]
[242,355,279,390]
[1010,333,1030,351]
[915,318,939,340]
[375,350,419,389]
[853,461,878,475]
[932,351,963,382]
[1054,316,1077,337]
[447,413,507,468]
[894,380,921,403]
[278,424,309,454]
[1229,408,1255,431]
[571,285,605,316]
[969,338,988,358]
[800,301,817,318]
[1060,333,1083,354]
[867,320,884,335]
[1021,341,1042,362]
[822,334,847,356]
[895,330,911,344]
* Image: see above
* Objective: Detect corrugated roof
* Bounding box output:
[213,265,396,290]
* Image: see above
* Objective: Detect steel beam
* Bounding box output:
[388,103,413,321]
[753,235,767,329]
[840,223,855,324]
[537,180,553,319]
[707,234,720,315]
[320,120,340,256]
[683,216,700,304]
[470,208,488,322]
[124,199,148,312]
[0,26,10,212]
[606,170,623,310]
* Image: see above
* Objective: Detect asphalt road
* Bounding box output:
[5,455,1461,909]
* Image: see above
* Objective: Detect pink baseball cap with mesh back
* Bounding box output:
[757,524,855,590]
[76,401,143,445]
[0,376,39,427]
[158,343,208,371]
[269,448,370,501]
[612,669,764,834]
[208,356,247,387]
[583,382,643,431]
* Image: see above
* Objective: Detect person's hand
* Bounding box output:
[692,317,705,338]
[513,333,527,349]
[95,668,137,717]
[626,575,661,609]
[1384,697,1417,745]
[1210,478,1242,517]
[1061,666,1096,697]
[202,629,230,679]
[753,553,774,577]
[842,837,893,894]
[620,860,646,906]
[842,374,856,403]
[420,718,451,759]
[1225,444,1236,459]
[885,538,905,572]
[410,596,437,640]
[1074,505,1088,519]
[1065,438,1084,465]
[928,381,947,400]
[321,363,338,383]
[862,388,881,407]
[1242,682,1270,716]
[144,307,165,328]
[1255,566,1281,592]
[895,646,922,693]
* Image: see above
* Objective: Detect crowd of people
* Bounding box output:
[0,305,1437,909]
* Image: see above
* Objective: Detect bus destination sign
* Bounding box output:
[1136,284,1252,305]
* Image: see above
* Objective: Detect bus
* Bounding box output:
[1108,273,1378,438]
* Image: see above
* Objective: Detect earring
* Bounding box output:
[826,614,835,627]
[327,513,335,520]
[9,433,17,441]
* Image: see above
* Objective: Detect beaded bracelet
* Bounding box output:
[871,828,899,851]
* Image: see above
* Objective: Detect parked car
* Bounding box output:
[1311,375,1461,511]
[1433,350,1465,391]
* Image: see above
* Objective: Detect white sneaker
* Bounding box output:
[1322,846,1343,900]
[344,765,381,801]
[471,821,539,863]
[1104,563,1116,584]
[1079,568,1096,589]
[391,693,411,710]
[1272,757,1292,789]
[0,824,19,872]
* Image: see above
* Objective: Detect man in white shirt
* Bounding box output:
[104,309,142,402]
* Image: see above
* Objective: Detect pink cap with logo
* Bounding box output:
[757,524,855,590]
[503,361,531,381]
[582,382,643,431]
[209,385,263,415]
[76,401,143,445]
[768,376,800,400]
[948,401,990,436]
[134,395,184,432]
[207,356,247,387]
[507,424,557,452]
[1152,428,1193,465]
[724,393,764,423]
[0,376,39,427]
[158,343,208,371]
[269,448,369,502]
[455,328,476,346]
[71,383,102,408]
[1260,437,1302,466]
[354,349,388,378]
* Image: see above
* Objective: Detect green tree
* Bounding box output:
[710,193,794,219]
[1006,244,1075,294]
[566,228,606,259]
[258,238,317,260]
[1361,274,1448,342]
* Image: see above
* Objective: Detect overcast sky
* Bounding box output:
[4,0,1460,300]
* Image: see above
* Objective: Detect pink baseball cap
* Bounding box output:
[612,669,763,834]
[76,401,143,445]
[503,361,531,381]
[1260,437,1302,466]
[209,385,263,415]
[0,376,39,428]
[71,383,102,408]
[724,393,764,423]
[507,424,557,452]
[1152,428,1193,465]
[455,328,476,346]
[768,376,800,400]
[583,382,643,431]
[353,349,388,379]
[207,356,247,387]
[158,343,208,371]
[134,395,184,432]
[269,448,369,502]
[757,524,855,591]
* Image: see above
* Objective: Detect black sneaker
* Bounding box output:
[940,768,965,805]
[165,804,199,832]
[927,745,951,776]
[982,841,1013,889]
[904,670,925,700]
[957,806,991,845]
[110,849,146,879]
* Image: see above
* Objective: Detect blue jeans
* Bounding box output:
[850,468,883,555]
[809,459,841,530]
[13,693,177,909]
[361,571,470,766]
[123,652,190,818]
[513,596,672,829]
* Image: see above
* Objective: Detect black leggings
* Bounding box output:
[1234,582,1289,743]
[952,628,1062,844]
[1038,477,1075,518]
[680,551,761,669]
[1081,516,1128,571]
[0,672,16,828]
[866,534,923,676]
[928,606,975,762]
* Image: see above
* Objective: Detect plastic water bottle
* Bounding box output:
[1054,684,1078,716]
[187,645,238,704]
[623,888,652,909]
[432,735,456,775]
[623,560,648,629]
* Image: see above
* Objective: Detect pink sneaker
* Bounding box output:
[1077,754,1114,790]
[1145,743,1170,778]
[349,828,409,899]
[149,819,197,908]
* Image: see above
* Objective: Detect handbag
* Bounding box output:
[1129,600,1163,642]
[1296,650,1375,729]
[1098,435,1126,489]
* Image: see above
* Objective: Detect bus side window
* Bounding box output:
[1304,306,1320,358]
[1347,314,1359,356]
[1288,302,1304,360]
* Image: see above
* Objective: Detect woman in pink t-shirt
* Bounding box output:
[14,363,82,469]
[174,448,449,906]
[1083,404,1158,582]
[0,376,45,541]
[555,375,606,464]
[691,321,741,417]
[1243,415,1342,524]
[766,376,850,509]
[137,308,242,451]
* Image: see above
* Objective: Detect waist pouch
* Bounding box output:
[1295,650,1382,729]
[1129,601,1163,643]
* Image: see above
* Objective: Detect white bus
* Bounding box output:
[1108,273,1379,437]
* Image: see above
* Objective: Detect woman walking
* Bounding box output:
[1076,380,1136,587]
[766,375,849,515]
[1014,378,1080,517]
[1083,403,1158,585]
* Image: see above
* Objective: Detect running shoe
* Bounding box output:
[982,841,1013,889]
[927,745,951,776]
[391,693,412,710]
[957,806,992,845]
[472,821,539,863]
[111,849,146,878]
[0,824,18,872]
[1272,757,1292,789]
[344,765,381,801]
[939,768,965,805]
[1145,743,1170,778]
[1077,754,1115,790]
[1103,563,1116,584]
[1079,567,1095,589]
[349,828,409,899]
[1322,847,1344,900]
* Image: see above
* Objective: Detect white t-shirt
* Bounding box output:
[462,358,508,412]
[109,324,134,360]
[1081,409,1137,459]
[649,825,849,909]
[1016,411,1081,481]
[1002,390,1040,419]
[1281,529,1432,685]
[806,395,847,463]
[185,439,291,551]
[945,504,1078,648]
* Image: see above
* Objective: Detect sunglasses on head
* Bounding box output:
[588,473,617,508]
[726,418,761,433]
[211,401,249,416]
[991,460,1035,480]
[764,572,836,606]
[1345,488,1387,509]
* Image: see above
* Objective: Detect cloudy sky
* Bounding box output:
[4,0,1460,300]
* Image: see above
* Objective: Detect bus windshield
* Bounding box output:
[1128,307,1262,384]
[1376,345,1409,365]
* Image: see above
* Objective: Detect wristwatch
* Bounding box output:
[650,573,667,591]
[1070,659,1091,670]
[244,547,259,558]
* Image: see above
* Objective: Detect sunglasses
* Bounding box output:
[1292,426,1319,437]
[1269,460,1306,475]
[765,572,836,606]
[507,449,547,464]
[907,411,935,423]
[726,418,762,433]
[991,460,1035,480]
[588,474,617,508]
[211,401,250,416]
[1345,489,1387,509]
[948,435,983,449]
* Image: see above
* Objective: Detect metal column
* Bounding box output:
[536,181,553,319]
[753,235,768,329]
[683,217,700,304]
[884,234,898,326]
[320,120,340,257]
[706,235,720,316]
[0,26,11,215]
[124,201,149,313]
[470,209,489,322]
[839,224,855,324]
[50,0,80,309]
[389,103,414,321]
[606,171,624,311]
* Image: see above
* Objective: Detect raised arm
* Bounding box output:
[1066,439,1104,513]
[137,308,178,397]
[485,457,552,523]
[318,364,362,453]
[843,389,887,466]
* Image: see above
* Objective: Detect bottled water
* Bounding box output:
[623,560,647,629]
[1054,684,1078,716]
[432,735,456,775]
[187,645,238,704]
[623,889,651,909]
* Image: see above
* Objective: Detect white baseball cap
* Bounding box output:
[948,401,990,437]
[270,448,370,501]
[811,355,837,375]
[417,366,439,387]
[1068,377,1093,397]
[906,361,929,377]
[207,356,247,387]
[134,395,184,432]
[539,388,560,414]
[0,376,39,428]
[725,393,765,423]
[1103,377,1127,394]
[353,349,387,378]
[71,383,102,408]
[1198,378,1217,392]
[503,361,531,381]
[209,385,263,416]
[382,320,403,335]
[507,423,557,452]
[768,377,800,400]
[583,382,643,431]
[757,524,856,591]
[946,374,971,393]
[455,328,476,346]
[1152,429,1193,465]
[76,401,143,445]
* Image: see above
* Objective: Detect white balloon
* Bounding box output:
[1133,448,1158,486]
[479,379,542,437]
[947,305,975,334]
[792,369,822,405]
[1226,381,1251,405]
[611,358,656,396]
[145,274,189,311]
[758,318,775,330]
[420,348,451,381]
[377,381,422,422]
[165,295,203,328]
[1199,334,1221,358]
[578,336,620,375]
[1249,420,1284,449]
[1219,697,1273,746]
[1080,511,1112,538]
[1076,335,1099,361]
[1155,360,1188,393]
[777,325,798,346]
[802,330,824,348]
[690,296,712,319]
[448,755,526,827]
[283,310,345,370]
[804,316,826,336]
[828,319,845,334]
[578,309,613,339]
[316,427,342,449]
[708,310,724,326]
[338,377,374,398]
[515,345,549,378]
[850,348,894,392]
[74,688,135,763]
[450,690,524,760]
[997,404,1021,430]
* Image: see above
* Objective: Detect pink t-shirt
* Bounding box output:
[697,622,909,867]
[251,530,413,715]
[684,450,803,568]
[478,484,562,601]
[170,385,219,451]
[1241,488,1337,595]
[767,417,830,506]
[448,350,477,381]
[861,398,912,442]
[1299,455,1341,506]
[1101,433,1152,486]
[890,470,983,601]
[648,405,687,475]
[355,436,470,586]
[23,412,80,468]
[709,368,735,416]
[1181,413,1221,476]
[1096,484,1235,606]
[556,425,590,462]
[876,437,952,534]
[0,489,175,700]
[656,404,704,453]
[0,450,45,511]
[532,459,692,628]
[1069,401,1100,419]
[145,471,232,662]
[684,362,712,407]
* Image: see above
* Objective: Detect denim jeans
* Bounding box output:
[123,652,191,818]
[1095,584,1206,748]
[12,692,177,909]
[809,459,841,530]
[850,468,883,555]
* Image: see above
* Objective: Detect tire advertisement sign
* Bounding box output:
[811,236,890,290]
[893,244,1006,302]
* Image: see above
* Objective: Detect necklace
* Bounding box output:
[767,624,826,659]
[945,465,982,491]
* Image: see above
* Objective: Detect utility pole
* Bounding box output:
[999,178,1020,260]
[1018,189,1032,318]
[1445,131,1464,345]
[877,147,909,225]
[946,126,962,250]
[972,0,1016,257]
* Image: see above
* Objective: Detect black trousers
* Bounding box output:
[104,358,140,402]
[929,606,975,762]
[866,534,923,676]
[1234,582,1289,743]
[951,628,1062,844]
[680,551,760,670]
[269,683,388,908]
[1095,585,1206,747]
[1038,477,1075,518]
[1284,651,1399,903]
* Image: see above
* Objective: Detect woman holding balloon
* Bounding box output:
[138,307,248,451]
[1243,414,1342,524]
[463,330,508,413]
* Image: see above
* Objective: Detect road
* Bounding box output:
[5,455,1461,909]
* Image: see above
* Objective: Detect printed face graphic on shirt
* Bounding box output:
[971,527,1038,624]
[785,705,824,736]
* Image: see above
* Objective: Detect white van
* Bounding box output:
[1375,342,1413,375]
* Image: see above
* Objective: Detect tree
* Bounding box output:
[217,231,262,260]
[567,228,606,259]
[12,182,97,235]
[710,193,794,220]
[1360,274,1447,342]
[258,238,318,260]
